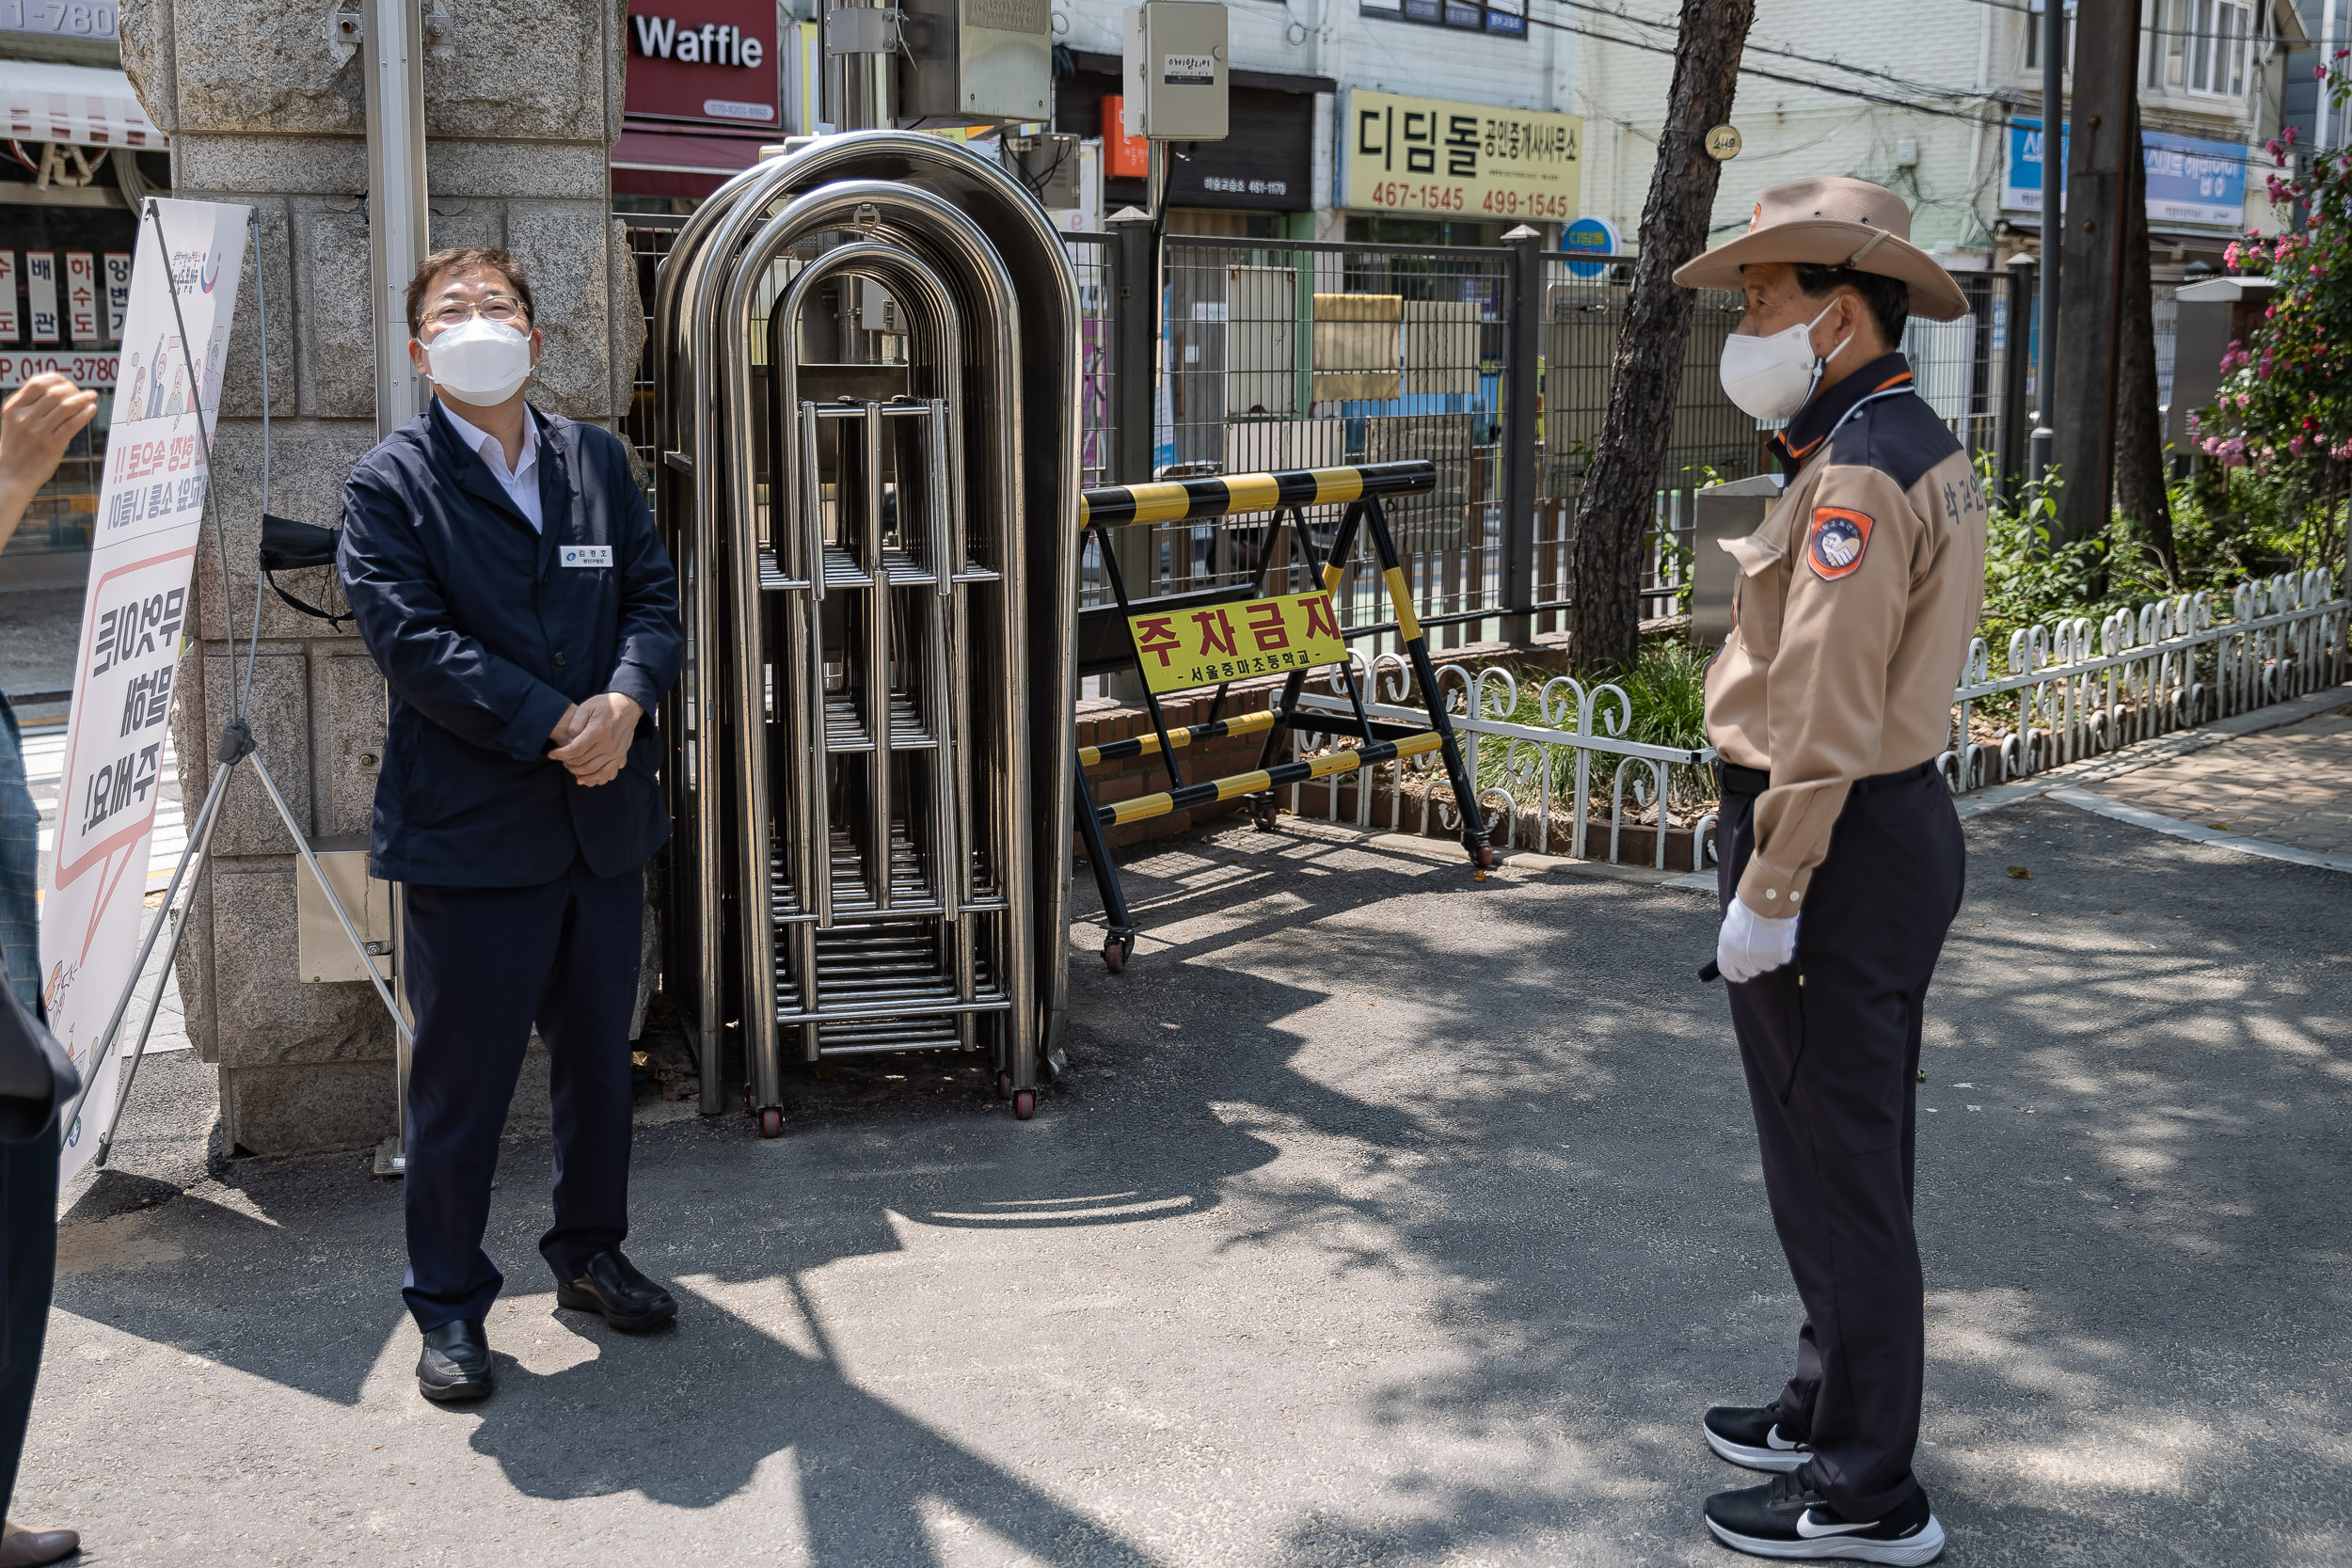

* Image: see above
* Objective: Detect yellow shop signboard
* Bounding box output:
[1343,89,1581,223]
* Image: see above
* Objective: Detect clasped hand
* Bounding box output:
[548,692,642,787]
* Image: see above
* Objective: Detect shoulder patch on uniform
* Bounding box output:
[1806,506,1873,581]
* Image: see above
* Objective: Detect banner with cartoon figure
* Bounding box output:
[42,198,247,1182]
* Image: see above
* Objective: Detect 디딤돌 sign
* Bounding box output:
[1343,89,1581,222]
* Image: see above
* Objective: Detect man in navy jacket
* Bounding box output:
[339,246,683,1403]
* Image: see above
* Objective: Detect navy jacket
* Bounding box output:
[339,401,682,888]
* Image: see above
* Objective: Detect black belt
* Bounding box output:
[1714,761,1771,797]
[1713,758,1936,798]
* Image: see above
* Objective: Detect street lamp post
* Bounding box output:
[2031,0,2063,489]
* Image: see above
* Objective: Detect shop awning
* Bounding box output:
[0,61,166,150]
[612,127,770,177]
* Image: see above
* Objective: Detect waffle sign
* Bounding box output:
[1127,591,1345,694]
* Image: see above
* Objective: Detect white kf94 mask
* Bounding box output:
[424,317,535,407]
[1718,299,1851,422]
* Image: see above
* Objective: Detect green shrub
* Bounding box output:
[1470,642,1713,815]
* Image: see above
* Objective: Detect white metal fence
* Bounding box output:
[1948,570,2345,789]
[1277,569,2348,873]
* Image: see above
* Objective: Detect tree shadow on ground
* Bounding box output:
[1080,804,2352,1566]
[37,800,2352,1566]
[465,1282,1170,1563]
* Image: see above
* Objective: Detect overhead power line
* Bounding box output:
[1550,0,2005,103]
[1957,0,2298,43]
[1522,4,2003,125]
[1533,0,2294,173]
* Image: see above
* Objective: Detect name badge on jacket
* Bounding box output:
[560,546,613,568]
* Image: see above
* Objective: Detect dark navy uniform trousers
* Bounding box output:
[401,857,644,1330]
[1,690,60,1512]
[1717,760,1965,1520]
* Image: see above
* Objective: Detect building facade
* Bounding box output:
[2281,0,2346,152]
[1575,0,2308,270]
[0,4,168,700]
[115,0,642,1153]
[1051,0,1581,243]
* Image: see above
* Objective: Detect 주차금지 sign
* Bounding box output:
[1343,89,1581,222]
[1128,591,1347,694]
[42,197,247,1183]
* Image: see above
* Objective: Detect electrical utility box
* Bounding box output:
[1005,132,1082,209]
[1120,2,1228,141]
[898,0,1052,123]
[1690,474,1784,653]
[1225,265,1296,418]
[295,836,395,983]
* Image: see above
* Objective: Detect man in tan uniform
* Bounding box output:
[1671,178,1987,1565]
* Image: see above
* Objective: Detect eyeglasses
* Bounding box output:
[421,295,527,330]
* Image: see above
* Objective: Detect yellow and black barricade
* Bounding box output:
[1072,459,1493,972]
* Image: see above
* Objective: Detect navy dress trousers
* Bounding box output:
[339,400,682,1329]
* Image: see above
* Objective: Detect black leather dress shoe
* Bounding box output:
[555,1249,678,1332]
[416,1320,494,1402]
[0,1522,80,1566]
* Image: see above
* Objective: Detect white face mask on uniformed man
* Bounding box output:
[425,316,535,407]
[1718,298,1852,423]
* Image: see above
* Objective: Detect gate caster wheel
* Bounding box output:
[996,1071,1012,1101]
[757,1107,785,1139]
[1473,843,1496,879]
[1012,1089,1037,1121]
[1103,934,1132,974]
[1255,808,1280,832]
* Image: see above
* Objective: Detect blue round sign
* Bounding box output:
[1562,215,1620,280]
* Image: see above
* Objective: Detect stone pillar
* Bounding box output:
[119,0,644,1153]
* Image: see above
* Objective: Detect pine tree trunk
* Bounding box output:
[1565,0,1756,674]
[2113,100,2178,579]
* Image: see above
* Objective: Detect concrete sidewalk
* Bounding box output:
[17,800,2352,1566]
[2082,699,2352,858]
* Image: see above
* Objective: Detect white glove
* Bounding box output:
[1717,898,1800,983]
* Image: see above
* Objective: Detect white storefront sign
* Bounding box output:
[41,197,246,1181]
[0,348,117,388]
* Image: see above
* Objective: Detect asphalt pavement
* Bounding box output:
[16,798,2351,1566]
[0,587,84,701]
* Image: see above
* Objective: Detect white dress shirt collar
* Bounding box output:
[437,398,545,533]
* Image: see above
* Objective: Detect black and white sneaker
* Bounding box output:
[1704,1468,1945,1564]
[1705,1404,1813,1472]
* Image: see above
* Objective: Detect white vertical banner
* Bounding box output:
[102,251,131,341]
[64,251,98,343]
[43,198,248,1182]
[0,252,17,341]
[24,252,56,343]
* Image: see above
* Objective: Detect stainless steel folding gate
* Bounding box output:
[654,133,1080,1132]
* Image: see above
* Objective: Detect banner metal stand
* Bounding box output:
[61,200,414,1174]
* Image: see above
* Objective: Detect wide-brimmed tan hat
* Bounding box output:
[1673,176,1970,322]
